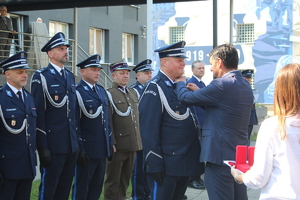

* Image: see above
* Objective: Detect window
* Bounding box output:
[122,33,134,64]
[49,21,68,38]
[89,28,105,62]
[236,23,254,44]
[169,26,185,44]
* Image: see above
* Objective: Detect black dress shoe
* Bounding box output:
[182,194,187,200]
[187,180,205,190]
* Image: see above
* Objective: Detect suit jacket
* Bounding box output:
[0,84,37,179]
[176,70,253,165]
[187,76,206,128]
[0,16,13,39]
[75,80,113,158]
[31,64,78,154]
[139,71,202,176]
[107,82,142,152]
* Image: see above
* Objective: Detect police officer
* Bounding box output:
[31,32,78,200]
[130,59,153,200]
[104,59,142,200]
[71,54,114,200]
[131,59,153,96]
[0,51,37,200]
[139,41,202,200]
[241,69,258,145]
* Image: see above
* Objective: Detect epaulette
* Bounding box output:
[36,67,47,73]
[150,77,161,84]
[130,84,136,88]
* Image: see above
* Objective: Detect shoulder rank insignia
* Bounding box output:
[6,90,12,97]
[83,86,89,91]
[50,68,56,74]
[164,80,172,86]
[138,85,144,89]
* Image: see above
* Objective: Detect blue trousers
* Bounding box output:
[147,174,189,200]
[0,178,33,200]
[39,152,77,200]
[131,150,150,200]
[72,158,106,200]
[205,162,248,200]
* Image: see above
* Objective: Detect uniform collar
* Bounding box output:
[50,62,65,74]
[6,82,23,95]
[160,70,176,84]
[82,79,95,89]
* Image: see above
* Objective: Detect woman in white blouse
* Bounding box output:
[231,63,300,200]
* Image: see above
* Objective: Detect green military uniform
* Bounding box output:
[104,81,142,200]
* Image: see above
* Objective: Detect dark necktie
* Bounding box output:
[17,91,23,103]
[61,68,66,79]
[199,81,205,88]
[92,86,97,94]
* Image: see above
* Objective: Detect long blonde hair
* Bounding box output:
[274,63,300,140]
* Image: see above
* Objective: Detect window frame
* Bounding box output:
[89,27,105,63]
[122,33,134,65]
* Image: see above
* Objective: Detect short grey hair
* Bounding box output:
[191,60,205,69]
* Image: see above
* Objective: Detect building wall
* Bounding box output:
[152,0,299,104]
[9,5,147,86]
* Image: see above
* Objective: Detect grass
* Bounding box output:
[30,179,132,200]
[250,131,258,141]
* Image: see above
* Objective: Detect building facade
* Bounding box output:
[151,0,299,104]
[2,5,147,86]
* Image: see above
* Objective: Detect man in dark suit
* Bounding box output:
[130,59,153,200]
[0,6,16,61]
[175,44,253,200]
[71,54,114,200]
[31,32,78,200]
[139,41,202,200]
[186,60,206,190]
[104,59,142,200]
[241,69,258,145]
[0,51,37,200]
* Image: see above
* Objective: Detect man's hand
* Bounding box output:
[186,83,199,91]
[175,76,187,83]
[38,148,51,167]
[77,150,89,167]
[151,171,165,185]
[0,173,4,191]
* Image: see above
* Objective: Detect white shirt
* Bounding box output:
[50,62,65,75]
[192,75,202,82]
[243,115,300,200]
[7,82,23,101]
[82,79,95,90]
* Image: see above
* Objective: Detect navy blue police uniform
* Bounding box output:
[130,59,153,200]
[139,42,202,200]
[71,54,114,200]
[30,32,78,200]
[241,69,258,145]
[0,52,37,200]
